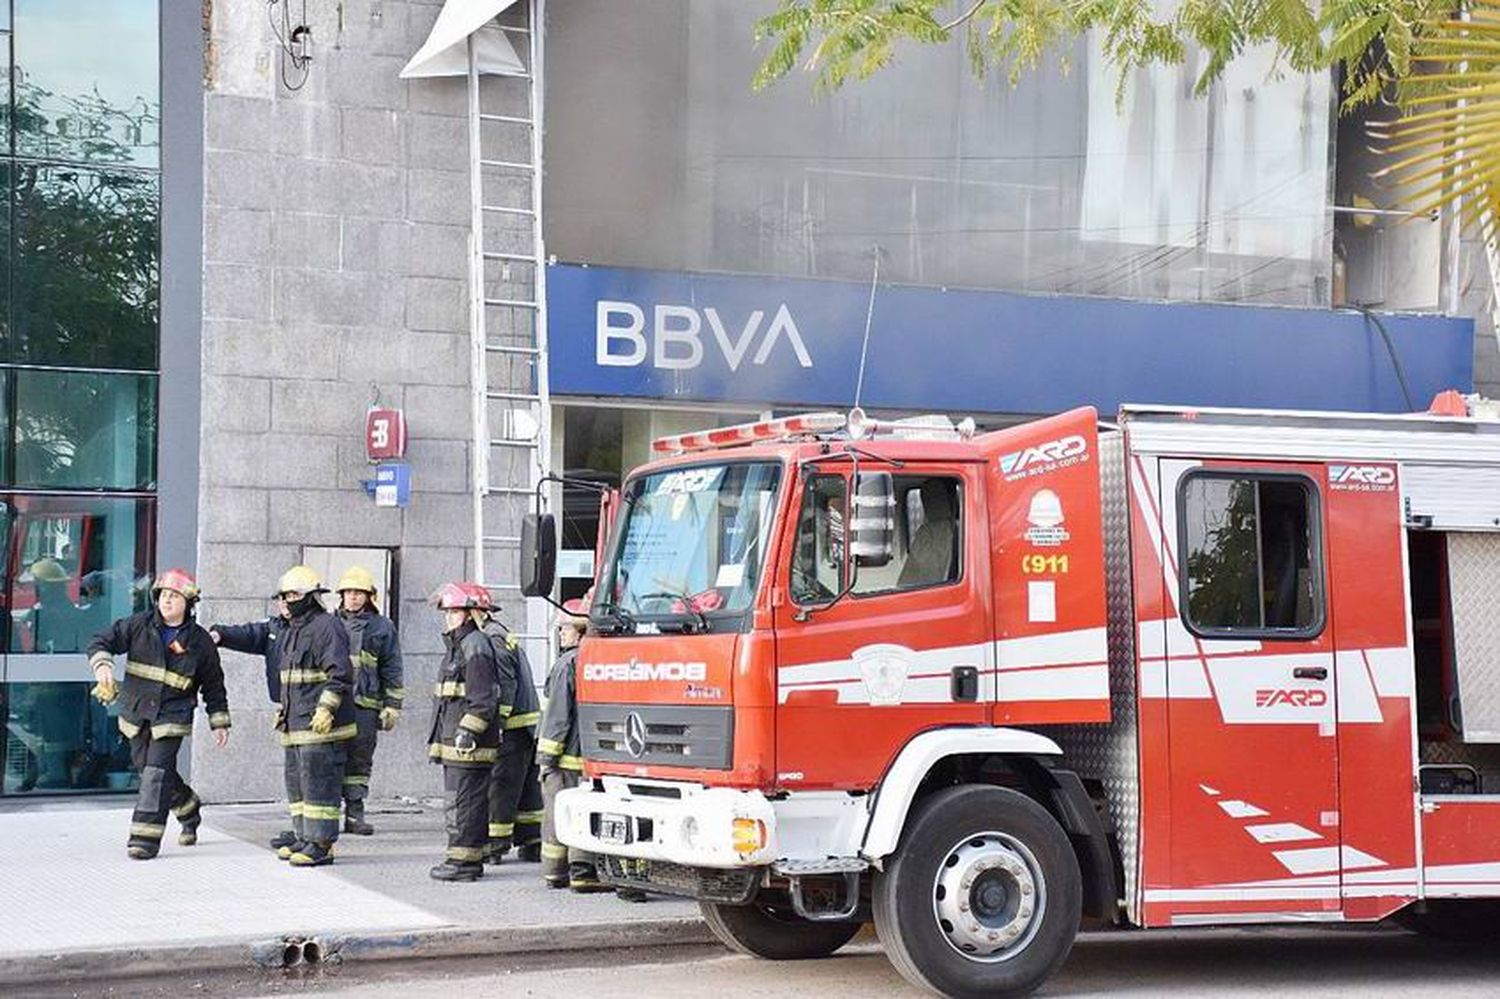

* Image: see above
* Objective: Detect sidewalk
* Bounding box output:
[0,798,706,986]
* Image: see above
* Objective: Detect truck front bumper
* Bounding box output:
[554,775,779,869]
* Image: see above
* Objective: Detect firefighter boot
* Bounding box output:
[344,798,374,836]
[429,860,484,882]
[485,838,510,865]
[178,815,200,847]
[569,861,613,894]
[277,840,303,861]
[270,829,297,851]
[516,841,542,863]
[289,841,335,867]
[126,844,157,860]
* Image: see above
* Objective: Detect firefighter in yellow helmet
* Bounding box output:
[333,565,403,835]
[272,565,355,866]
[86,569,229,859]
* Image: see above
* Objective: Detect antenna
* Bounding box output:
[853,244,882,411]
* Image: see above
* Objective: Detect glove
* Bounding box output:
[310,705,334,735]
[454,729,477,758]
[90,666,118,706]
[378,706,400,731]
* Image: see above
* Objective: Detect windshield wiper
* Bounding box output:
[632,589,711,634]
[593,601,636,635]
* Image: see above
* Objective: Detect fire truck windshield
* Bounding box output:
[597,461,783,632]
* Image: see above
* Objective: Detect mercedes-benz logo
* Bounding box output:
[623,711,647,758]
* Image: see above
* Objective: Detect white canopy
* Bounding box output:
[400,0,526,79]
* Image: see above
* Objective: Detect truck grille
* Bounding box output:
[578,704,733,769]
[600,855,759,904]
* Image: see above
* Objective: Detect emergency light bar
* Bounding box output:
[651,412,847,455]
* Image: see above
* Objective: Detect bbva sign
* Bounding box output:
[596,301,813,372]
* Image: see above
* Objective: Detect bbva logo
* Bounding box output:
[999,435,1088,476]
[596,301,813,372]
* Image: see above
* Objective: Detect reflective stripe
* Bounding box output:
[354,695,383,710]
[126,661,194,690]
[433,681,466,697]
[117,717,142,739]
[288,801,304,817]
[317,690,342,710]
[489,822,515,837]
[282,668,330,685]
[560,755,584,771]
[358,650,378,667]
[541,843,568,859]
[89,651,114,671]
[130,822,165,839]
[151,722,194,739]
[173,794,201,818]
[504,711,539,730]
[385,687,406,701]
[208,711,232,730]
[342,775,370,786]
[516,810,545,824]
[537,737,566,757]
[498,704,514,717]
[301,803,342,821]
[427,743,499,763]
[281,723,359,746]
[447,845,485,862]
[458,713,489,734]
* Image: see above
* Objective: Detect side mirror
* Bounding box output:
[520,513,557,597]
[850,471,895,568]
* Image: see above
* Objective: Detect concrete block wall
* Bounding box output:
[193,0,532,803]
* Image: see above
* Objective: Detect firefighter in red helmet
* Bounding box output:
[428,582,504,881]
[87,568,230,859]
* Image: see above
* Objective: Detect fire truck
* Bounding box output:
[522,398,1500,998]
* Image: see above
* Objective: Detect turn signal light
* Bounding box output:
[731,818,767,855]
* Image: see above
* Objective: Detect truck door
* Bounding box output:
[772,460,993,790]
[1156,458,1343,919]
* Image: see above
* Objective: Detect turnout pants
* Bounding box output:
[541,766,593,882]
[127,730,200,854]
[343,707,379,806]
[488,726,543,851]
[444,763,490,864]
[284,741,347,845]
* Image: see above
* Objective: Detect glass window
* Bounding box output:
[2,682,136,794]
[854,476,962,595]
[14,0,160,167]
[1180,475,1322,636]
[9,494,155,653]
[790,474,846,605]
[14,370,157,489]
[10,165,160,368]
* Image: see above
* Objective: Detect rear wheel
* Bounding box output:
[700,899,863,960]
[1396,899,1500,942]
[873,784,1081,999]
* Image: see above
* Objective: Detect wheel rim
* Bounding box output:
[931,831,1046,963]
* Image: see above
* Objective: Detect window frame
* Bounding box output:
[1175,468,1327,642]
[788,468,849,608]
[849,472,965,600]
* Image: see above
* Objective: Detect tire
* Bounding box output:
[1395,899,1500,942]
[872,785,1081,999]
[700,899,863,960]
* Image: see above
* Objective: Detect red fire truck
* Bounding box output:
[524,400,1500,998]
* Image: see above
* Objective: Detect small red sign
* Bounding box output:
[365,407,408,462]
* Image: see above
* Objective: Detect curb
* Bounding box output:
[0,916,714,986]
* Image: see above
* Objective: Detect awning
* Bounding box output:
[400,0,526,79]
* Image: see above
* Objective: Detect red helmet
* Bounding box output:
[152,568,200,602]
[429,581,493,611]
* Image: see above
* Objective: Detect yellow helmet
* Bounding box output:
[277,565,325,596]
[29,558,69,583]
[336,565,377,595]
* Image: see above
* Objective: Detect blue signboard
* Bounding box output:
[546,263,1474,415]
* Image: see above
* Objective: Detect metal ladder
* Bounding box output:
[465,0,550,658]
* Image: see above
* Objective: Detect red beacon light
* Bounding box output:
[651,412,847,455]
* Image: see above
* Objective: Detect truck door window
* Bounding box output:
[855,476,962,595]
[1179,473,1323,638]
[790,474,846,605]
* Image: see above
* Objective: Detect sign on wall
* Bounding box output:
[546,263,1474,416]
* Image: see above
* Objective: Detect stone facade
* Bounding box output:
[193,0,532,802]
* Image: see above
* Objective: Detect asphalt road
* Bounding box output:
[30,924,1500,999]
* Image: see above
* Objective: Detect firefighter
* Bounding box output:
[428,582,503,882]
[87,569,229,860]
[273,565,355,867]
[334,566,404,836]
[483,615,543,864]
[210,595,293,850]
[536,595,605,890]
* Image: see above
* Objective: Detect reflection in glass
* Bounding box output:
[8,494,155,654]
[11,165,160,368]
[13,0,160,167]
[15,370,157,489]
[2,682,136,793]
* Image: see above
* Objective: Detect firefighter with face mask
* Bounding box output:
[87,569,229,859]
[428,582,503,882]
[334,566,403,836]
[273,565,355,867]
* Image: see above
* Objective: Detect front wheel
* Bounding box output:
[700,899,862,960]
[873,785,1081,999]
[1395,899,1500,942]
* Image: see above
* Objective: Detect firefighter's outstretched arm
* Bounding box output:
[210,619,272,657]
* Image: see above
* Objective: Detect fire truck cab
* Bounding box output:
[536,400,1500,998]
